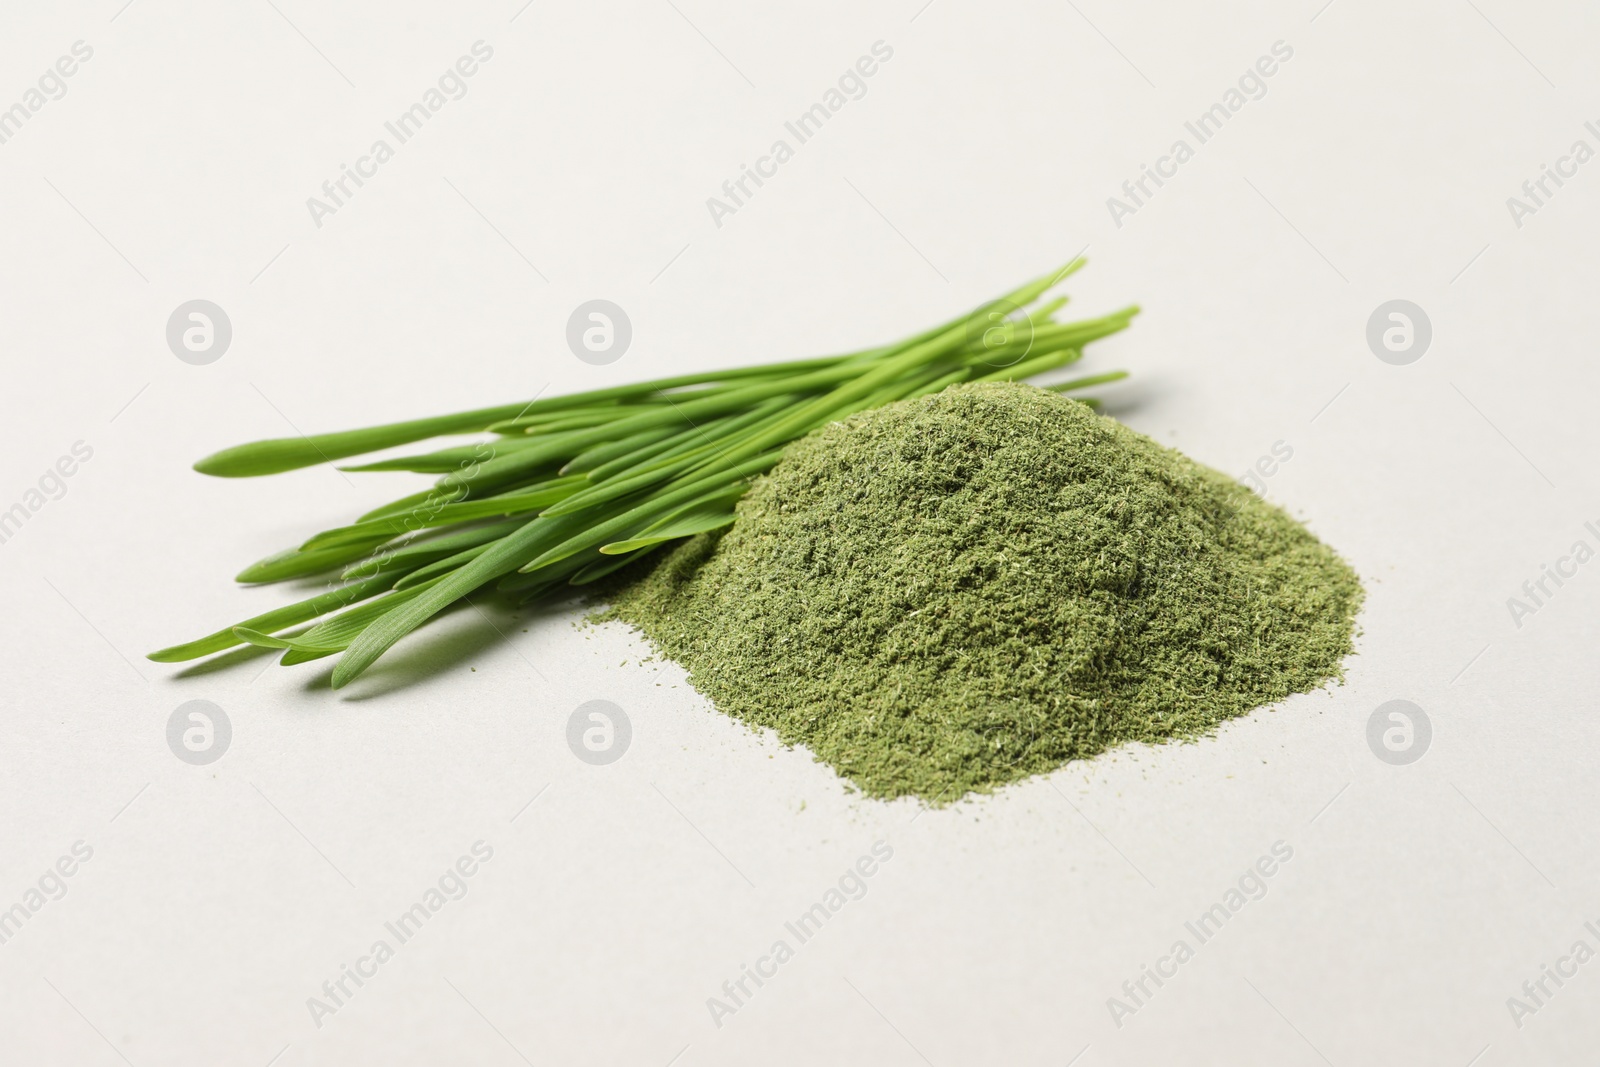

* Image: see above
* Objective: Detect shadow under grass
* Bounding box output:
[322,593,577,701]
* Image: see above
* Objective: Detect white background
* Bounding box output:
[2,0,1597,1063]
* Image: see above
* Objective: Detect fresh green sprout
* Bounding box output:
[149,259,1138,687]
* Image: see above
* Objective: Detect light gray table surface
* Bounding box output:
[1,1,1595,1063]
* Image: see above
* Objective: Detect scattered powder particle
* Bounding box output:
[604,382,1362,803]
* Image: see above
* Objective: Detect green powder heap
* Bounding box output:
[606,381,1362,803]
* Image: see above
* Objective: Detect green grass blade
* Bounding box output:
[302,477,586,550]
[1045,370,1131,392]
[540,450,709,517]
[341,518,525,579]
[392,542,495,589]
[496,550,595,595]
[357,486,466,523]
[560,425,681,475]
[235,539,390,584]
[147,573,394,662]
[599,505,736,554]
[967,347,1082,386]
[570,544,664,584]
[584,396,792,483]
[193,402,542,477]
[520,451,783,573]
[339,438,538,473]
[232,627,340,653]
[331,512,598,687]
[478,357,861,434]
[279,646,337,665]
[233,577,450,655]
[295,577,447,647]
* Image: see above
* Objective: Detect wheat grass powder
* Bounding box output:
[604,381,1362,803]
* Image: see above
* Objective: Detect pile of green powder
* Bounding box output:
[604,381,1361,802]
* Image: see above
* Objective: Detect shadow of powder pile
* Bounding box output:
[603,381,1362,803]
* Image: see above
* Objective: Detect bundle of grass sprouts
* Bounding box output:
[149,259,1137,687]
